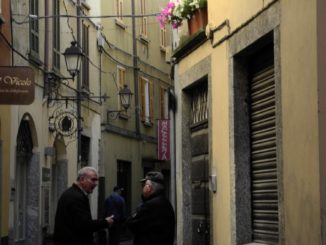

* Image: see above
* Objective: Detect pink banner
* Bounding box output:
[157,119,170,160]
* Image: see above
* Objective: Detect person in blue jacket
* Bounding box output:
[104,186,127,245]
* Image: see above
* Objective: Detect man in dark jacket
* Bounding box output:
[127,171,175,245]
[54,166,114,245]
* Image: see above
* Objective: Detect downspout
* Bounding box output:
[44,0,49,97]
[76,0,82,168]
[131,0,140,136]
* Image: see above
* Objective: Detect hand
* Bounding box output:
[105,215,114,225]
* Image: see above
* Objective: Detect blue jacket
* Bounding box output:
[104,192,127,222]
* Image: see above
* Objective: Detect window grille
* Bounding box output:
[190,83,208,125]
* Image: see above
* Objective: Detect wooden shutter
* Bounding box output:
[149,80,153,122]
[160,87,165,119]
[250,65,279,244]
[140,77,145,121]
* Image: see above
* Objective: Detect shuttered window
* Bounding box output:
[140,77,153,124]
[116,0,123,20]
[53,0,60,70]
[30,0,39,57]
[82,23,89,89]
[249,65,279,244]
[160,87,169,119]
[140,0,147,36]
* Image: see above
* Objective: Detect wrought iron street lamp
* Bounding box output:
[119,84,133,111]
[63,41,83,79]
[107,85,133,120]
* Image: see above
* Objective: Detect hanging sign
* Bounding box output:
[0,66,35,104]
[157,119,170,161]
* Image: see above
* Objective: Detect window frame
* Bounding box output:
[115,0,126,28]
[52,0,60,71]
[29,0,39,58]
[160,86,169,119]
[140,0,148,37]
[117,66,127,112]
[160,28,167,50]
[82,22,90,90]
[140,77,153,125]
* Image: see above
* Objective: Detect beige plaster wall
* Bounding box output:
[211,43,232,245]
[175,0,324,244]
[208,0,274,33]
[0,107,11,237]
[280,0,321,244]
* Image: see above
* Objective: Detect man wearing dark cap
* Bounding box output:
[104,186,127,245]
[127,171,175,245]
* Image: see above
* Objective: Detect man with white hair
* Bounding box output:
[54,166,114,245]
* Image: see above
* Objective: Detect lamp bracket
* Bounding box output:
[48,105,81,143]
[107,110,127,121]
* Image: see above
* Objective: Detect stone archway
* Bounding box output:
[10,114,40,245]
[48,137,68,234]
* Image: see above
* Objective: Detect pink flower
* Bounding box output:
[157,1,182,29]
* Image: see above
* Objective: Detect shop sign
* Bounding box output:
[158,119,170,161]
[0,66,35,104]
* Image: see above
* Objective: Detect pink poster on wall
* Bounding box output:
[157,119,170,161]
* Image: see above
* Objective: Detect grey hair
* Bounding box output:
[150,180,164,194]
[77,166,98,181]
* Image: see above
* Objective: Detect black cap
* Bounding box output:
[140,171,164,185]
[113,186,123,192]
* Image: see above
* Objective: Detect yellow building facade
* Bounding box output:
[173,0,326,244]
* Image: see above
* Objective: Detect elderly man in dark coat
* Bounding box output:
[127,171,175,245]
[54,167,114,245]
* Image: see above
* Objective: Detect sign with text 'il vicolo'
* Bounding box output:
[157,119,170,161]
[0,66,35,105]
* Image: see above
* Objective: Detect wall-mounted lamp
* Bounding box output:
[63,41,83,79]
[107,85,133,120]
[48,40,108,140]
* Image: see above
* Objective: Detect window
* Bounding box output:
[53,0,60,70]
[140,0,147,37]
[117,66,127,111]
[30,0,39,57]
[82,23,89,90]
[160,86,169,119]
[115,0,126,28]
[116,0,123,20]
[160,28,167,49]
[140,77,153,124]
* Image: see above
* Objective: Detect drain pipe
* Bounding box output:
[131,0,140,136]
[43,0,49,97]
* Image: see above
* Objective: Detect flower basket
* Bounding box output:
[157,0,207,30]
[187,7,208,35]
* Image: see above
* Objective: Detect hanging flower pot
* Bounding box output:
[156,0,208,30]
[187,7,208,35]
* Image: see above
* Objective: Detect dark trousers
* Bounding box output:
[108,223,122,245]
